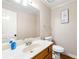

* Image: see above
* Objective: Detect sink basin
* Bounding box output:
[23,40,52,54]
[23,43,41,53]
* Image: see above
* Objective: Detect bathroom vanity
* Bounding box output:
[32,45,52,59]
[3,40,53,59]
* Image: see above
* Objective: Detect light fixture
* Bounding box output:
[2,16,10,21]
[22,0,28,6]
[14,0,21,3]
[14,0,32,6]
[46,0,55,3]
[28,0,32,3]
[6,16,10,21]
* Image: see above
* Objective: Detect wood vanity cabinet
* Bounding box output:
[33,45,52,59]
[44,52,52,59]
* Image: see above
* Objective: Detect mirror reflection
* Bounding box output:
[2,0,40,43]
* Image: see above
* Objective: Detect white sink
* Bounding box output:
[23,43,41,53]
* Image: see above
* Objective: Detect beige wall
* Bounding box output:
[32,0,51,37]
[36,14,40,36]
[17,11,38,39]
[51,1,77,58]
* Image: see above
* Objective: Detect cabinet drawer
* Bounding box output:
[33,48,49,59]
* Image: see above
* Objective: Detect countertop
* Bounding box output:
[2,40,53,59]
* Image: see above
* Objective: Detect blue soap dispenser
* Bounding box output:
[11,41,16,50]
[9,38,16,50]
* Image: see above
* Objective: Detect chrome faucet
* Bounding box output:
[25,41,32,46]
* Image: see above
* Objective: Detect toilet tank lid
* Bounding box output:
[45,36,53,39]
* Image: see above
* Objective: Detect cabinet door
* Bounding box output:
[45,53,52,59]
[48,46,52,53]
[33,48,49,59]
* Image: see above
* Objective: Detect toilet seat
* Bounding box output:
[53,45,64,53]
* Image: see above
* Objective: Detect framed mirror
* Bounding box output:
[2,0,40,44]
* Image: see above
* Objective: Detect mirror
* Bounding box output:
[2,0,40,43]
[2,8,17,43]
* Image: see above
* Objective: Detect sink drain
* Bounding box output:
[30,51,33,53]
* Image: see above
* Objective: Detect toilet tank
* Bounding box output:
[45,36,56,44]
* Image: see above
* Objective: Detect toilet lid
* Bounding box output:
[53,45,64,52]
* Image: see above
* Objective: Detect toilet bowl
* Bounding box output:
[52,45,64,59]
[53,45,64,53]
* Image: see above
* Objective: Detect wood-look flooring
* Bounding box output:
[60,53,75,59]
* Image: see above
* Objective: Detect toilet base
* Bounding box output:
[52,52,60,59]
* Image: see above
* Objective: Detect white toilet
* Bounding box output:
[53,45,64,53]
[44,36,64,59]
[53,45,64,59]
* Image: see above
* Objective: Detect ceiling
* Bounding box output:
[41,0,76,8]
[2,0,39,15]
[2,0,76,11]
